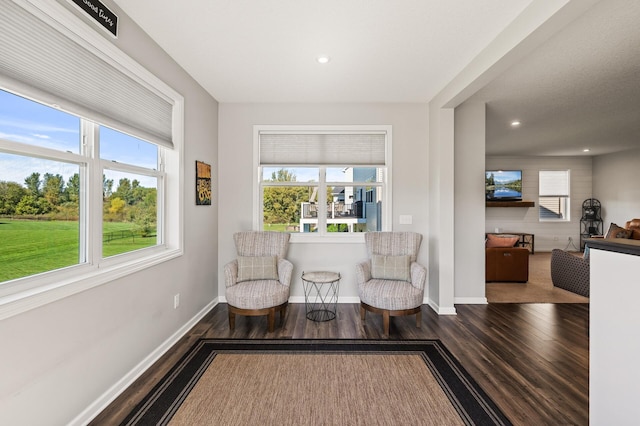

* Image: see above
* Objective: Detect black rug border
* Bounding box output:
[121,338,512,426]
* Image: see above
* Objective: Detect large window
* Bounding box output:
[539,170,570,221]
[0,89,165,282]
[0,1,183,319]
[255,126,391,237]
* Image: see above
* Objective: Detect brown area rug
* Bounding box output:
[486,252,589,303]
[121,339,511,426]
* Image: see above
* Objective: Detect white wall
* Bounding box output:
[485,156,592,252]
[454,102,486,303]
[218,103,429,303]
[590,247,640,424]
[0,1,219,425]
[593,147,640,228]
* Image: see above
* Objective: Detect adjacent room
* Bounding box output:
[1,0,639,425]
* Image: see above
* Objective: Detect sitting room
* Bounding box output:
[1,1,639,425]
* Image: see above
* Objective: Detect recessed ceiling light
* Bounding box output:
[316,55,330,64]
[583,148,590,152]
[510,120,521,127]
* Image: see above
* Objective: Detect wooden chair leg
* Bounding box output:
[416,309,422,328]
[267,307,275,332]
[228,311,235,330]
[360,304,366,320]
[279,305,286,324]
[383,310,390,337]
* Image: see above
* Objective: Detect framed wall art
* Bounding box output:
[195,161,212,205]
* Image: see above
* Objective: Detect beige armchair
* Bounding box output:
[224,231,293,332]
[356,232,427,336]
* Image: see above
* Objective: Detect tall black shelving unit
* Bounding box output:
[580,198,603,250]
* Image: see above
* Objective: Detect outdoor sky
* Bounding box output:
[0,89,157,189]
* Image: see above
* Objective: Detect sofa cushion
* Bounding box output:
[486,234,519,248]
[605,223,632,239]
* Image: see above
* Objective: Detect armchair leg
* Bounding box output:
[383,311,390,337]
[360,304,366,320]
[267,307,275,332]
[228,311,235,330]
[416,309,422,328]
[279,304,287,325]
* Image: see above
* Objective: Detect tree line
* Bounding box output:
[0,172,156,234]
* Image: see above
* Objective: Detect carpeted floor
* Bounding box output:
[486,251,589,303]
[121,339,512,426]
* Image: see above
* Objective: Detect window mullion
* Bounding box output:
[85,120,102,263]
[318,167,327,234]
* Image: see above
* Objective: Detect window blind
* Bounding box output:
[539,170,570,196]
[0,1,174,148]
[260,133,387,166]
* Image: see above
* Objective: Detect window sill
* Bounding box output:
[0,248,183,321]
[289,233,366,244]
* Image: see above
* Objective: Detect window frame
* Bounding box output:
[253,125,392,243]
[538,169,570,222]
[0,2,184,320]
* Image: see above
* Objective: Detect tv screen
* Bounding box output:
[486,170,522,201]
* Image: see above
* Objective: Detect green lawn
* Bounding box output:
[0,219,155,283]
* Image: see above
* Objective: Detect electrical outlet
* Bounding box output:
[568,236,572,241]
[553,236,559,241]
[174,294,180,309]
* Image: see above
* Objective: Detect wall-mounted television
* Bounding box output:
[486,170,522,201]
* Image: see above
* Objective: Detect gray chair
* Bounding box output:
[550,249,589,297]
[356,232,427,336]
[224,231,293,331]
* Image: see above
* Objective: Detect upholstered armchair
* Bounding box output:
[224,231,293,332]
[356,232,427,336]
[550,249,589,297]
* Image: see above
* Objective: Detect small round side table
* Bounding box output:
[301,271,340,321]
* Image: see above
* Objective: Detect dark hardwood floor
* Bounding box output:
[91,302,589,425]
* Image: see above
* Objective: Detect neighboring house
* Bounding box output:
[299,167,382,233]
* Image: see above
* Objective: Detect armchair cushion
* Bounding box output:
[371,254,411,282]
[237,256,278,282]
[225,280,289,310]
[358,278,423,311]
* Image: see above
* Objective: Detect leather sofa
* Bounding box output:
[623,219,640,239]
[485,247,529,282]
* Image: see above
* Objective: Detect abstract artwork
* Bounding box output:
[195,161,212,205]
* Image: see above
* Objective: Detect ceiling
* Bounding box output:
[469,0,640,157]
[112,0,533,103]
[113,0,640,157]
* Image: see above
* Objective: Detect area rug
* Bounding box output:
[121,339,511,426]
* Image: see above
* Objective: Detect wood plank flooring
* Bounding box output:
[90,303,589,426]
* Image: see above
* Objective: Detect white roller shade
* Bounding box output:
[539,170,570,196]
[260,133,387,166]
[0,1,174,148]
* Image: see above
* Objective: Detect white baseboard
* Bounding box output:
[71,298,218,426]
[428,299,457,315]
[221,296,365,304]
[454,297,488,304]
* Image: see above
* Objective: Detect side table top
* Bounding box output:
[301,271,340,283]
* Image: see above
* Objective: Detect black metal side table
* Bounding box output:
[301,271,340,321]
